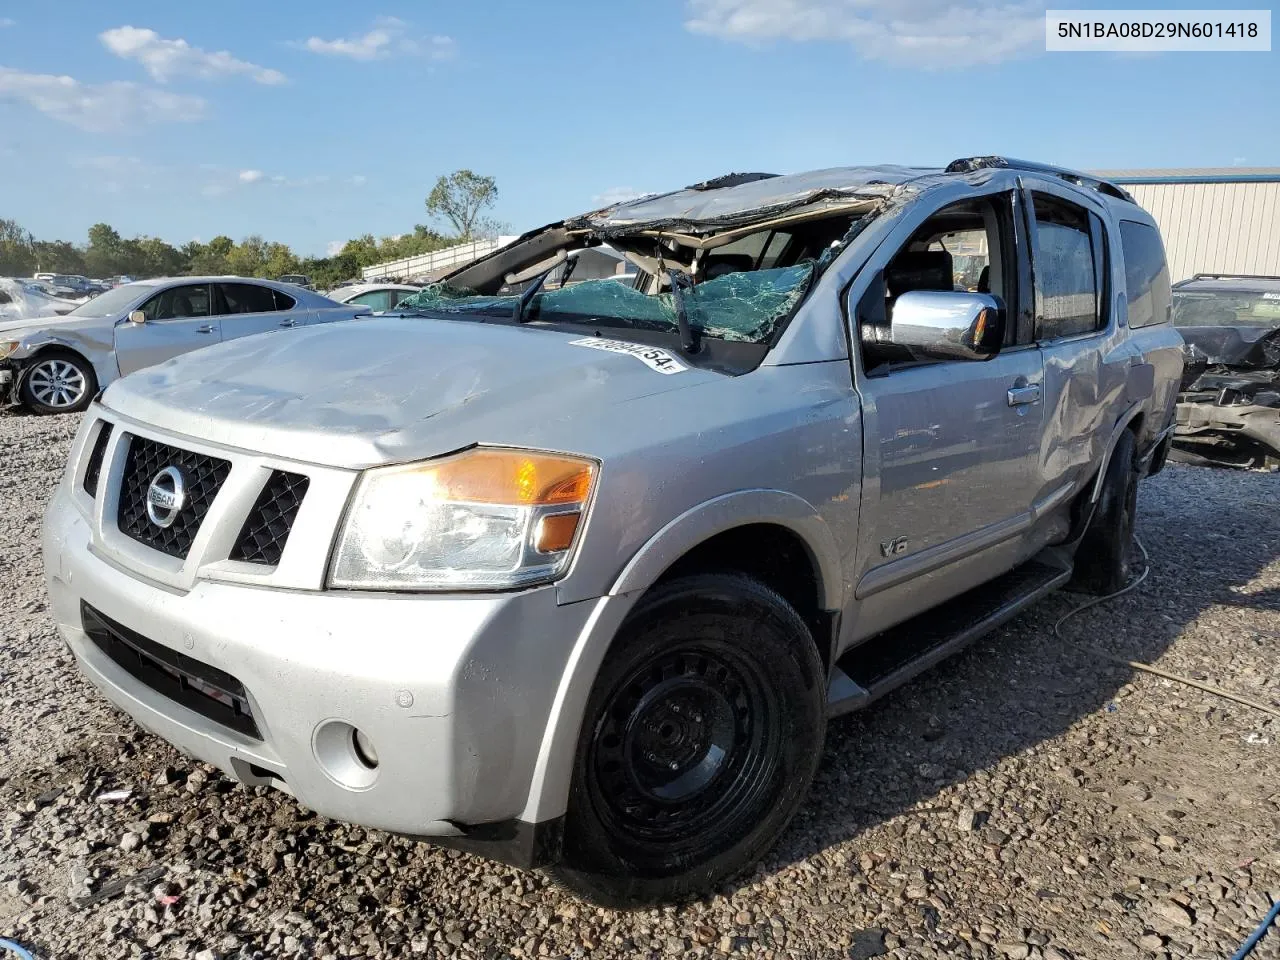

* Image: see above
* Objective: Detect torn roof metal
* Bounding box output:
[566,165,941,236]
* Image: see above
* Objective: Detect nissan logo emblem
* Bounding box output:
[146,466,187,529]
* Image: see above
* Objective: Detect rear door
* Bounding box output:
[214,282,303,342]
[1021,182,1137,541]
[849,189,1047,639]
[113,283,219,375]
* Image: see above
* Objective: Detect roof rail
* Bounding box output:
[1174,273,1280,286]
[945,156,1135,203]
[1189,272,1280,282]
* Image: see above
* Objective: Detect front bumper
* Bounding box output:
[42,480,605,848]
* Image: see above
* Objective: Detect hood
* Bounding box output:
[103,317,720,467]
[0,313,115,338]
[1176,324,1280,369]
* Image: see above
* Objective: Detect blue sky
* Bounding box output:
[0,0,1275,256]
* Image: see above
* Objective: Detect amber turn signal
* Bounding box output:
[535,512,582,554]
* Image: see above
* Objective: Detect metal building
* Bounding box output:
[1092,168,1280,282]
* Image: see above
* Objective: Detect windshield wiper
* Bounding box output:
[667,269,701,354]
[514,255,577,323]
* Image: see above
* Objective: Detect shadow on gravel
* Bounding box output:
[752,462,1280,891]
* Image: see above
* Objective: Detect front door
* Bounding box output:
[114,283,219,376]
[849,191,1046,639]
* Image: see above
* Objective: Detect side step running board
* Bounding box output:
[826,556,1072,718]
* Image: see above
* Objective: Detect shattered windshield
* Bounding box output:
[1173,291,1280,328]
[395,264,815,344]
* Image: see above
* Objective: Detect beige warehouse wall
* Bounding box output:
[1125,181,1280,282]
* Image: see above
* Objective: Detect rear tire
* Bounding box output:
[549,573,826,906]
[1071,429,1139,595]
[19,350,97,414]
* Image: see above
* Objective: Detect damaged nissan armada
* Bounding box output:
[43,157,1182,905]
[1170,273,1280,469]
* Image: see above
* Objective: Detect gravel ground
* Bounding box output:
[1,409,1278,960]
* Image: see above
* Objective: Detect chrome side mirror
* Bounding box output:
[875,290,1005,362]
[127,310,147,325]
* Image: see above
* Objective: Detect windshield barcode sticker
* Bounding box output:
[569,337,689,374]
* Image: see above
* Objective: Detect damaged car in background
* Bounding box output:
[1,277,367,415]
[1171,273,1280,469]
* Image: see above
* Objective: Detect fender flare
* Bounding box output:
[608,488,844,609]
[518,490,844,826]
[1089,402,1146,504]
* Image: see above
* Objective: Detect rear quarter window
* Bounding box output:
[1119,221,1171,328]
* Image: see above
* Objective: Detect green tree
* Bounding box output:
[0,218,35,276]
[31,240,86,274]
[264,241,300,279]
[84,222,123,277]
[187,235,235,275]
[425,170,499,240]
[226,236,269,277]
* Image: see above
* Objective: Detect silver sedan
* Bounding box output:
[0,276,368,414]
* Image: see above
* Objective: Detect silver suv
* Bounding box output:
[42,157,1182,905]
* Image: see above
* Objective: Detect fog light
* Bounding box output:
[312,720,378,790]
[352,728,379,769]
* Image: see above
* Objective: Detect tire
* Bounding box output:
[1071,429,1139,595]
[549,573,826,906]
[19,350,97,415]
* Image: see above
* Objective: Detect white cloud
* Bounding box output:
[239,169,264,183]
[0,18,15,27]
[593,187,656,206]
[101,26,287,84]
[304,17,456,61]
[0,66,205,131]
[349,174,367,186]
[685,0,1046,67]
[326,240,346,256]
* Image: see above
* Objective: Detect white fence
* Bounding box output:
[360,236,519,282]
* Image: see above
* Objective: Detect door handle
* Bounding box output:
[195,325,215,334]
[278,319,296,328]
[1007,384,1041,406]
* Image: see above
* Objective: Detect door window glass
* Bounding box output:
[349,290,395,311]
[272,289,297,311]
[858,195,1009,372]
[1031,195,1099,339]
[1119,220,1171,328]
[140,284,212,321]
[217,283,278,315]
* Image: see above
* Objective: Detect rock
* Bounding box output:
[849,928,886,960]
[1154,902,1194,928]
[997,944,1031,959]
[119,832,142,852]
[1137,934,1166,951]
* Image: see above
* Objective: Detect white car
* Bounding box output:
[326,283,422,312]
[1,276,367,414]
[0,278,81,321]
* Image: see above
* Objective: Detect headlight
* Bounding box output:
[0,341,19,360]
[330,447,597,591]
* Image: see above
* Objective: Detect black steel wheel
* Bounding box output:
[550,573,825,906]
[1072,428,1139,595]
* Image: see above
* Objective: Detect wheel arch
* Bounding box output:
[519,491,844,828]
[15,343,103,408]
[1088,402,1146,505]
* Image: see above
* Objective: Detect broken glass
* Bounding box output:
[397,265,815,344]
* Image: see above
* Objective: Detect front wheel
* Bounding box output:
[19,351,97,414]
[549,573,826,906]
